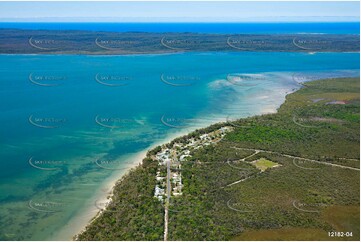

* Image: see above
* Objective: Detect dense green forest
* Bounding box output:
[77,77,359,241]
[0,29,359,54]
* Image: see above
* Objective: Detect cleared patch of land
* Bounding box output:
[251,158,279,172]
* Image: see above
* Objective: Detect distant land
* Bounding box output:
[0,29,359,54]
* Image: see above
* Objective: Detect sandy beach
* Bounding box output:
[51,128,197,241]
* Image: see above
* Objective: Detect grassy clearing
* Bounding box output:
[252,158,279,172]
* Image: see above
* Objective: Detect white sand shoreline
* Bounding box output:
[62,112,275,240]
[51,128,196,241]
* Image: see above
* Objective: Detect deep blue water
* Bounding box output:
[0,22,359,34]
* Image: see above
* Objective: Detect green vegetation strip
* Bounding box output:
[0,29,359,54]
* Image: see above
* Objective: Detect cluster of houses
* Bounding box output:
[154,126,234,202]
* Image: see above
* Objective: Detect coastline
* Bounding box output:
[43,75,358,240]
[51,128,199,241]
[20,68,358,240]
[49,69,359,240]
[66,108,284,241]
[54,71,316,240]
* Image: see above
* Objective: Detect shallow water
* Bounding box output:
[0,52,359,240]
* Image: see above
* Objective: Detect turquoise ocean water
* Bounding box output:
[0,51,359,240]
